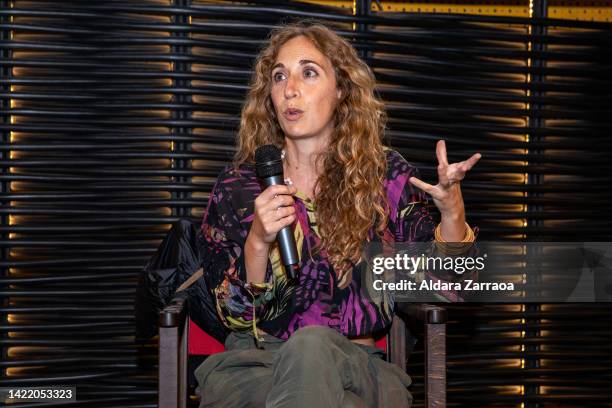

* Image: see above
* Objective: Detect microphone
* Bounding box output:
[254,145,300,282]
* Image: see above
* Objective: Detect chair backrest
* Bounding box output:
[187,318,388,355]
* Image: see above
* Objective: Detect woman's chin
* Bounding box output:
[283,130,311,140]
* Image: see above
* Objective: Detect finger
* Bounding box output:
[261,206,294,228]
[448,158,480,181]
[445,163,466,183]
[437,163,451,186]
[272,214,296,231]
[409,176,434,194]
[276,194,295,206]
[436,140,449,166]
[461,153,482,172]
[264,187,296,208]
[263,195,295,214]
[268,205,296,222]
[446,153,482,182]
[263,184,295,200]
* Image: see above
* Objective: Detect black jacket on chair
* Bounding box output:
[134,219,229,343]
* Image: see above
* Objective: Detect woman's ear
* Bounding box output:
[336,88,342,100]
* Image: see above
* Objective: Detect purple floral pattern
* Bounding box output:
[200,149,478,340]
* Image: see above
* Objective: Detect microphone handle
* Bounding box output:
[277,226,299,280]
[263,175,299,281]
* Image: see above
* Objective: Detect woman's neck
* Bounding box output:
[283,138,324,168]
[282,138,327,200]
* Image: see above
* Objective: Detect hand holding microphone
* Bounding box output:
[245,145,300,283]
[250,184,297,245]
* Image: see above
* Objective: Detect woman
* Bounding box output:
[195,20,481,408]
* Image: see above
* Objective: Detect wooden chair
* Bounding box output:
[158,292,447,408]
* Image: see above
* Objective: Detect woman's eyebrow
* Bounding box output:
[272,59,324,71]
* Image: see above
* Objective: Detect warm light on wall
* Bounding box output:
[8,20,15,328]
[352,0,358,31]
[301,0,612,21]
[7,5,25,375]
[524,2,534,242]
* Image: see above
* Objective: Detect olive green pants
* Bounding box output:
[194,325,412,408]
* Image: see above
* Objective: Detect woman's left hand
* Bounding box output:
[408,140,481,218]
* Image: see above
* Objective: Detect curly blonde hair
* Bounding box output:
[235,20,389,288]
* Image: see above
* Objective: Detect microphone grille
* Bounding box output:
[254,144,283,178]
[255,144,282,163]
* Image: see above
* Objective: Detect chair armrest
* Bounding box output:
[159,291,189,328]
[159,291,190,408]
[395,303,447,324]
[393,303,447,408]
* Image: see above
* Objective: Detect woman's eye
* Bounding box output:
[304,68,318,78]
[272,69,317,82]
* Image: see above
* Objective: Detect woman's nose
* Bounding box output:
[284,75,299,99]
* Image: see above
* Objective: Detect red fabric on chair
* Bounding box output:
[188,318,225,355]
[375,336,387,351]
[187,318,388,355]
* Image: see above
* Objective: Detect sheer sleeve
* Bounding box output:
[395,164,480,302]
[200,167,274,333]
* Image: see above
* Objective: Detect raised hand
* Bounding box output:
[408,139,481,220]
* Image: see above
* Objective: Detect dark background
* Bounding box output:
[2,1,612,407]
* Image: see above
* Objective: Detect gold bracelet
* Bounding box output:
[434,221,474,243]
[434,222,475,255]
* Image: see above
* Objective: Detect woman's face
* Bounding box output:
[270,35,341,143]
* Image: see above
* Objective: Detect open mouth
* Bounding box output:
[283,109,303,121]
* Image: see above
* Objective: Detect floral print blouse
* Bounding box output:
[199,148,478,341]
